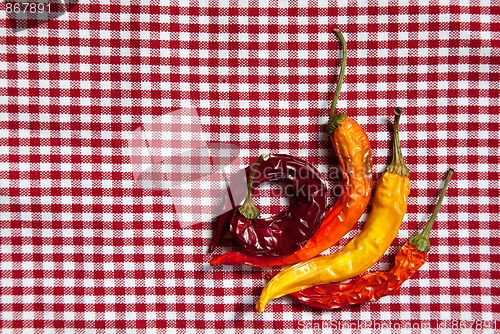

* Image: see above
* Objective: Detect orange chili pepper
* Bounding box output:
[288,169,454,310]
[210,30,373,268]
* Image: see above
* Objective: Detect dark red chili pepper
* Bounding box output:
[209,154,328,256]
[286,168,454,310]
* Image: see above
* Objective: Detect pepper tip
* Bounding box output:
[209,253,226,266]
[255,300,266,313]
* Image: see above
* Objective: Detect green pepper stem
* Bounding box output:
[386,107,410,176]
[239,154,269,219]
[327,29,347,134]
[409,168,454,252]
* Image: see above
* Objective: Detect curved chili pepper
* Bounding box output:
[208,154,327,256]
[231,154,328,256]
[210,29,373,267]
[256,107,410,312]
[288,169,454,310]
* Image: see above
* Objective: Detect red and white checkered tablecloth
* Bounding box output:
[1,1,499,332]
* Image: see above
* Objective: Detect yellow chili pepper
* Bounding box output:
[256,108,411,312]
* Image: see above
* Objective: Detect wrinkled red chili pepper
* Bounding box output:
[285,241,425,310]
[286,168,454,310]
[209,154,328,256]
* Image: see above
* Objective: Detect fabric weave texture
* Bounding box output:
[1,1,499,332]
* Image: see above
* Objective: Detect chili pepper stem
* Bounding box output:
[386,107,410,176]
[239,193,259,219]
[327,29,347,134]
[239,154,269,219]
[409,168,454,252]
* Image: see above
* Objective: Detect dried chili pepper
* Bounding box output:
[256,107,410,312]
[209,154,328,256]
[210,29,373,267]
[235,154,328,256]
[288,168,454,310]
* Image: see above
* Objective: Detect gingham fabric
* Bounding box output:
[1,1,499,333]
